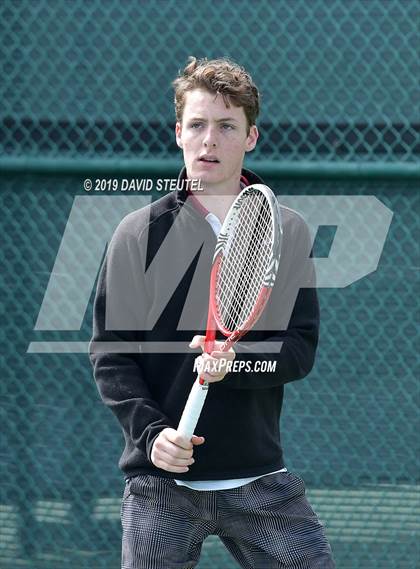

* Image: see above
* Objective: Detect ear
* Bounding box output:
[245,125,259,153]
[175,122,183,148]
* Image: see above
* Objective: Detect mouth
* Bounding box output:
[198,155,220,164]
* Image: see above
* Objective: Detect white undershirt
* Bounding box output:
[175,207,285,491]
[204,211,223,235]
[175,468,287,491]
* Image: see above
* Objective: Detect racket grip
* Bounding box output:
[177,376,208,439]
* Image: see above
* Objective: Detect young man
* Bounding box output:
[90,57,335,568]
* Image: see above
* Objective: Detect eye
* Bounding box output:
[190,122,203,129]
[221,123,235,131]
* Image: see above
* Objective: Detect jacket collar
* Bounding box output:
[175,166,265,208]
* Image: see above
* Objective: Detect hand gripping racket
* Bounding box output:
[177,184,282,439]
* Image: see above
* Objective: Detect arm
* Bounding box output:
[89,218,172,463]
[222,288,319,389]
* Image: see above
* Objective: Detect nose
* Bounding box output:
[203,126,217,148]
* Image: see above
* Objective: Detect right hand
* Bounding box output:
[150,427,205,473]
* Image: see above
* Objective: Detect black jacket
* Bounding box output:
[89,168,319,480]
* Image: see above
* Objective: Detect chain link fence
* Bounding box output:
[1,0,419,164]
[1,1,419,568]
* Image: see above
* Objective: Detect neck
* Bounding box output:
[192,180,242,221]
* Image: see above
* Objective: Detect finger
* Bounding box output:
[166,430,194,450]
[154,459,191,474]
[157,448,195,466]
[194,355,204,373]
[201,353,223,366]
[189,335,205,349]
[156,442,193,460]
[200,371,225,383]
[191,435,205,445]
[202,355,231,374]
[157,438,193,458]
[210,349,235,360]
[205,367,226,379]
[195,354,228,376]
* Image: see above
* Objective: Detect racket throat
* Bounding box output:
[198,311,217,386]
[204,328,216,354]
[221,330,242,352]
[204,310,217,354]
[200,330,215,384]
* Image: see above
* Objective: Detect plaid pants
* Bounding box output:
[120,471,335,569]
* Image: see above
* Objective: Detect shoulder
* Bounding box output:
[277,203,313,263]
[241,170,310,242]
[279,204,310,237]
[111,191,179,246]
[274,207,315,296]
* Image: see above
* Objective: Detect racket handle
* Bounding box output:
[177,376,208,439]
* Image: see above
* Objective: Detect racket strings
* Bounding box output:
[216,192,273,331]
[219,208,271,329]
[229,209,271,322]
[224,198,270,316]
[219,195,269,299]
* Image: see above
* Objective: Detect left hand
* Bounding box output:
[189,335,236,383]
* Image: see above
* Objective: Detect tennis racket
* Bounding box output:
[177,183,282,439]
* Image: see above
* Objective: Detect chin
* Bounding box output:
[191,171,219,185]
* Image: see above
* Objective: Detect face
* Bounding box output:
[175,89,258,193]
